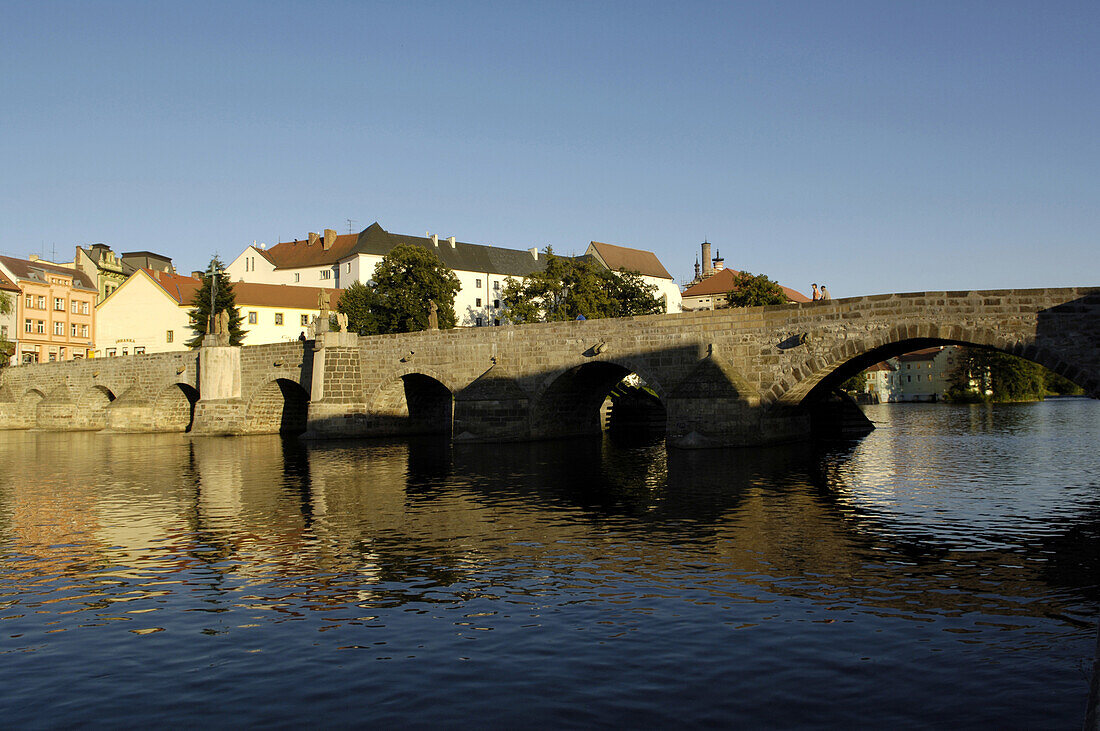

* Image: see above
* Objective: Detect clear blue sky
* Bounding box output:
[2,1,1097,296]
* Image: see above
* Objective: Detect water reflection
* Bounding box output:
[0,399,1097,727]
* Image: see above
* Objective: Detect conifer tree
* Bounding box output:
[187,257,246,347]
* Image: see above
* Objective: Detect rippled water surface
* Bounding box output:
[1,399,1098,728]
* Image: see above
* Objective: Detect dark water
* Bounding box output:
[1,400,1097,728]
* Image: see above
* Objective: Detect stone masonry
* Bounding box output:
[0,287,1097,447]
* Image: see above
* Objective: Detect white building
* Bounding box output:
[226,222,680,326]
[95,269,340,356]
[894,346,958,402]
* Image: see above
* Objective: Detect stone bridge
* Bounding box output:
[0,287,1096,447]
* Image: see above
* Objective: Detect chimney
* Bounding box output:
[529,247,538,260]
[308,232,320,246]
[447,236,456,248]
[323,229,336,250]
[431,234,438,246]
[701,241,712,275]
[29,254,39,262]
[192,271,204,279]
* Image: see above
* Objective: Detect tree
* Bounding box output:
[0,291,10,315]
[187,257,246,347]
[501,248,664,324]
[335,280,381,335]
[947,347,1045,402]
[363,245,461,334]
[725,271,788,308]
[0,293,12,366]
[841,371,868,394]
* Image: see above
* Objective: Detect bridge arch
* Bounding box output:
[75,385,116,430]
[529,357,668,441]
[367,366,454,436]
[153,383,200,432]
[17,388,46,429]
[245,378,310,434]
[775,324,1089,406]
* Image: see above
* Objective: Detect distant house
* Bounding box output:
[680,240,809,310]
[0,255,98,363]
[862,361,900,402]
[894,346,958,402]
[584,241,682,313]
[225,221,680,326]
[95,269,340,356]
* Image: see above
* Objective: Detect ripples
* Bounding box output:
[0,401,1097,726]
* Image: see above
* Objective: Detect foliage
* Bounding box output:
[334,280,379,335]
[1043,368,1085,396]
[351,245,461,335]
[946,347,1046,402]
[725,271,788,308]
[840,371,868,394]
[0,291,10,315]
[501,248,664,324]
[187,257,246,348]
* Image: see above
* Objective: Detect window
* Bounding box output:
[345,263,351,273]
[48,352,56,362]
[37,296,45,309]
[81,325,88,338]
[122,348,128,356]
[54,321,65,335]
[54,298,64,311]
[493,318,500,326]
[25,294,32,308]
[907,375,911,383]
[71,300,78,313]
[320,270,331,280]
[476,298,482,307]
[493,281,500,291]
[71,324,78,337]
[275,313,284,325]
[493,299,500,309]
[106,348,116,357]
[0,325,6,339]
[82,301,89,315]
[135,346,145,355]
[166,330,174,343]
[301,314,309,326]
[248,311,258,325]
[59,347,66,359]
[294,273,300,283]
[476,278,482,288]
[25,319,32,333]
[476,316,484,326]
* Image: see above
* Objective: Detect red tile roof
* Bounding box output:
[897,347,945,361]
[681,268,810,303]
[587,241,673,280]
[145,270,342,309]
[0,270,19,293]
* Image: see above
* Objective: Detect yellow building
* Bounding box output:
[0,255,97,363]
[96,269,341,355]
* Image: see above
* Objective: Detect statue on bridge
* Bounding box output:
[428,300,439,330]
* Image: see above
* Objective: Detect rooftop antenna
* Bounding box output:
[346,218,357,234]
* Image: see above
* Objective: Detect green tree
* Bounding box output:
[840,371,868,394]
[947,348,1045,402]
[187,257,246,347]
[0,291,10,315]
[502,249,664,323]
[0,292,12,365]
[367,245,461,334]
[335,280,381,335]
[725,271,788,308]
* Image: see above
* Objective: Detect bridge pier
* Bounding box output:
[191,344,247,436]
[104,387,155,432]
[302,331,373,439]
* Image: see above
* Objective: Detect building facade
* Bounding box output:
[893,346,958,402]
[95,269,341,356]
[0,255,97,363]
[226,222,681,326]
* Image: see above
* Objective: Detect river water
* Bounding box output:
[1,399,1097,728]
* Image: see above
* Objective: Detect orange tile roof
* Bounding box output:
[866,361,896,372]
[145,270,342,309]
[587,241,673,280]
[260,233,361,270]
[681,268,810,303]
[0,270,19,293]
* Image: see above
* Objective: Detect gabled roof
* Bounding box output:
[0,254,98,292]
[586,241,673,280]
[0,270,20,293]
[262,222,547,278]
[680,267,810,303]
[866,361,896,372]
[144,269,342,309]
[897,347,945,362]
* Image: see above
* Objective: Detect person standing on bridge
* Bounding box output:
[812,283,820,301]
[820,285,830,301]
